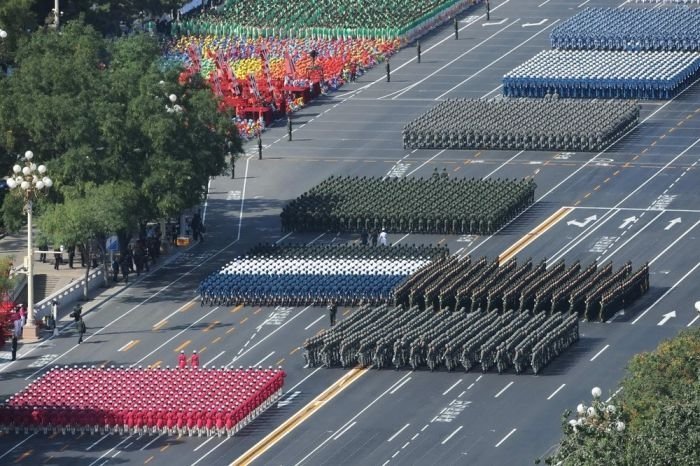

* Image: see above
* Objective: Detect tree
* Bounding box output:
[39,182,140,295]
[541,327,700,465]
[0,0,38,66]
[0,20,242,250]
[57,0,182,36]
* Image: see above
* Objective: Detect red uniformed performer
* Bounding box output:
[190,351,200,369]
[178,351,188,369]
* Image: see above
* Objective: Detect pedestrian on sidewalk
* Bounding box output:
[111,257,120,283]
[178,351,188,369]
[190,351,200,368]
[39,239,48,263]
[53,247,61,270]
[120,258,130,284]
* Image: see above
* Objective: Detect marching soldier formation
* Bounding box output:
[198,243,446,307]
[392,255,650,320]
[302,303,581,375]
[280,175,536,235]
[402,98,640,152]
[550,7,700,52]
[503,49,700,100]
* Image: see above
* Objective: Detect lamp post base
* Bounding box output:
[21,322,42,342]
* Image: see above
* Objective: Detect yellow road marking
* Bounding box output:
[231,304,244,313]
[226,327,236,334]
[677,120,684,126]
[342,309,351,316]
[593,185,601,191]
[240,317,249,324]
[651,141,657,147]
[14,450,32,463]
[153,319,168,331]
[174,340,191,353]
[437,238,446,245]
[180,301,196,313]
[453,166,461,172]
[659,134,666,140]
[199,347,207,353]
[160,445,169,452]
[474,151,481,158]
[613,170,620,176]
[498,207,572,264]
[150,360,162,368]
[212,336,222,344]
[232,368,368,466]
[145,456,154,464]
[289,347,300,355]
[275,358,285,366]
[203,321,220,332]
[121,339,140,352]
[623,162,631,168]
[574,200,581,206]
[642,148,648,153]
[254,308,262,315]
[584,192,591,199]
[632,155,639,160]
[669,127,675,133]
[686,114,693,120]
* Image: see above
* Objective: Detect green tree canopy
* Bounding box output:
[1,19,241,243]
[542,327,700,465]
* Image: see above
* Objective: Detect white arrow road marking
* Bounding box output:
[619,216,638,229]
[657,311,676,326]
[523,19,548,27]
[665,217,682,230]
[277,391,301,408]
[483,18,508,26]
[567,215,597,228]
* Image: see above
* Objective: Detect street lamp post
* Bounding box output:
[6,151,53,341]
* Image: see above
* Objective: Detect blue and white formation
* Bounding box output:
[198,244,447,307]
[550,7,700,51]
[503,50,700,99]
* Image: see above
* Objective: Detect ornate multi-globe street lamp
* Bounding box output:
[6,151,53,341]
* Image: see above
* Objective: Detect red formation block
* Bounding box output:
[0,367,285,437]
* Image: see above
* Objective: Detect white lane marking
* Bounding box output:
[86,434,111,451]
[227,305,312,367]
[483,151,524,179]
[128,307,221,368]
[117,340,135,352]
[307,233,325,245]
[0,435,36,461]
[441,425,463,445]
[476,375,483,382]
[632,262,700,324]
[388,423,411,442]
[391,233,410,246]
[411,433,420,441]
[391,451,400,458]
[333,421,357,440]
[390,376,412,394]
[495,428,517,447]
[304,315,325,330]
[436,19,558,100]
[193,437,215,452]
[191,437,230,466]
[649,220,700,266]
[467,383,475,390]
[88,435,133,466]
[549,209,620,263]
[688,315,700,327]
[286,367,323,393]
[494,381,514,398]
[421,424,429,432]
[600,211,664,263]
[590,344,610,362]
[388,19,520,100]
[482,84,503,99]
[402,441,410,449]
[578,0,592,7]
[458,390,466,398]
[605,387,623,403]
[139,433,164,451]
[253,351,275,367]
[547,384,566,400]
[442,379,463,396]
[294,372,413,466]
[405,150,446,176]
[538,0,551,7]
[275,232,293,244]
[465,83,700,258]
[203,350,226,368]
[483,18,508,26]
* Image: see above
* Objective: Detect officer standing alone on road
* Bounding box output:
[327,301,338,327]
[416,41,421,63]
[487,0,491,21]
[454,17,459,40]
[77,316,86,344]
[287,116,293,141]
[258,133,263,160]
[51,299,59,337]
[386,59,391,82]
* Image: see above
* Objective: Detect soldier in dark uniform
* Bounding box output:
[258,133,263,160]
[287,116,292,141]
[386,59,390,83]
[327,301,338,326]
[370,229,378,246]
[360,229,369,245]
[454,17,459,39]
[416,41,421,63]
[486,0,490,21]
